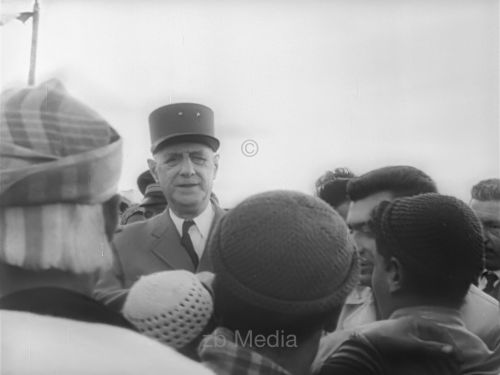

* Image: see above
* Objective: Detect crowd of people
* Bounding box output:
[1,79,499,374]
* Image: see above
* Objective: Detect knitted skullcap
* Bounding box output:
[209,190,360,315]
[122,270,214,349]
[0,80,122,273]
[371,193,484,286]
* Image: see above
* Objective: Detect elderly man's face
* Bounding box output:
[347,191,394,287]
[149,142,218,218]
[470,199,500,271]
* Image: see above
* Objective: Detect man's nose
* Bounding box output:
[484,235,492,247]
[351,231,364,249]
[179,157,196,176]
[358,247,370,259]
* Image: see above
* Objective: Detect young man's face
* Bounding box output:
[334,200,351,221]
[371,249,394,319]
[149,142,219,218]
[470,199,500,271]
[347,191,394,287]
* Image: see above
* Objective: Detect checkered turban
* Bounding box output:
[0,79,122,273]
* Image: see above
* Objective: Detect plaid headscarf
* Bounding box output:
[199,327,293,375]
[0,79,122,273]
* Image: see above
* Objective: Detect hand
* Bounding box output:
[196,271,215,296]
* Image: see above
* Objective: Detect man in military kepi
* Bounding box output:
[120,171,167,225]
[95,103,225,311]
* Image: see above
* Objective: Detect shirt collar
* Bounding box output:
[169,203,215,238]
[345,285,373,304]
[483,269,500,279]
[390,305,464,325]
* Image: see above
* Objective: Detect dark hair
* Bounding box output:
[370,193,484,308]
[213,280,339,345]
[347,166,437,201]
[471,178,500,201]
[315,168,355,208]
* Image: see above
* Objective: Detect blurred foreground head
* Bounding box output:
[209,190,359,341]
[0,79,122,274]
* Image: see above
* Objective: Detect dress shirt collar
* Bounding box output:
[169,203,215,238]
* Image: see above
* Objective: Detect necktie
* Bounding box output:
[181,220,199,269]
[483,272,499,294]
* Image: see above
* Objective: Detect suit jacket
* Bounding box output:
[94,204,225,311]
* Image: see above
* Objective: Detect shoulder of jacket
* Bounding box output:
[115,211,168,238]
[113,218,151,244]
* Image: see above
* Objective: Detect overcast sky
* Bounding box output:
[2,0,499,207]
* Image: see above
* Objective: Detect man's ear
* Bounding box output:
[387,256,403,293]
[147,158,159,183]
[213,153,220,179]
[102,194,121,242]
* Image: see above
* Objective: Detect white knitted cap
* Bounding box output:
[122,270,213,349]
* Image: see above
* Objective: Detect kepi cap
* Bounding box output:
[149,103,219,154]
[137,170,156,196]
[140,184,166,207]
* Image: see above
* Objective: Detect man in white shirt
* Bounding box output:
[471,178,500,302]
[95,103,225,311]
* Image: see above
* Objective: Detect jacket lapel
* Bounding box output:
[149,211,195,271]
[198,205,226,272]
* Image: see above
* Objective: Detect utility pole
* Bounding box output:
[28,0,40,86]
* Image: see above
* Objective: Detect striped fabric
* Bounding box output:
[0,79,122,206]
[0,204,114,273]
[0,79,122,272]
[199,327,293,375]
